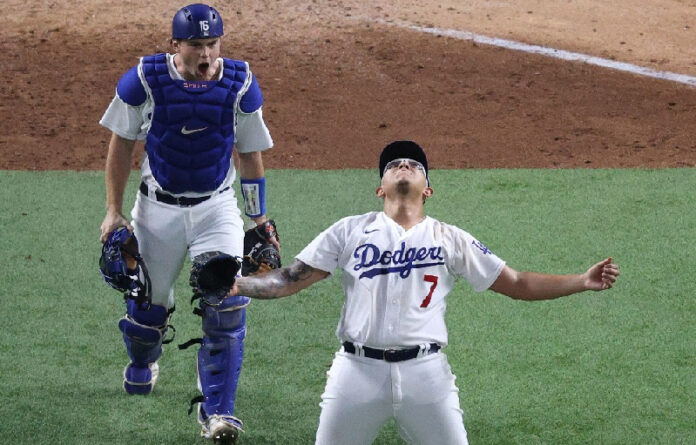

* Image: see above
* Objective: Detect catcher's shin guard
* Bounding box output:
[118,299,171,395]
[196,295,250,437]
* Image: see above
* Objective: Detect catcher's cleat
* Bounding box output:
[200,414,244,444]
[123,361,159,395]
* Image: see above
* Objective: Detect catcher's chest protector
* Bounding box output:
[141,54,250,194]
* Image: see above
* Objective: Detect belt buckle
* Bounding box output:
[176,195,198,206]
[383,348,399,362]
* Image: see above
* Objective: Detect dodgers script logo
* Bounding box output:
[353,242,445,279]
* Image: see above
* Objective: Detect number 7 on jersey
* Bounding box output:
[420,274,439,308]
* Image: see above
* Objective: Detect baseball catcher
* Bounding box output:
[99,3,281,440]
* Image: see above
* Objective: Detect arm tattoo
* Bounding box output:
[282,260,315,283]
[237,260,318,299]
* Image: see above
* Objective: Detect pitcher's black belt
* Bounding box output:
[342,341,440,362]
[140,182,230,207]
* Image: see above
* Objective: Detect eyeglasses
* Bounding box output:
[383,158,426,176]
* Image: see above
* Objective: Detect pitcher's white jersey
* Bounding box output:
[296,211,506,348]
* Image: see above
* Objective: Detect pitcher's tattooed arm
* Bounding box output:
[233,259,330,299]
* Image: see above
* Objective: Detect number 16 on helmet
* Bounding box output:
[172,3,224,40]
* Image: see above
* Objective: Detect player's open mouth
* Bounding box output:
[198,63,209,75]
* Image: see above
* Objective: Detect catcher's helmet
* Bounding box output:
[172,3,224,40]
[99,227,152,308]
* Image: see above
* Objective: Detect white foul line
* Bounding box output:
[405,24,696,87]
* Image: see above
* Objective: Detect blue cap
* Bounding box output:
[172,4,223,40]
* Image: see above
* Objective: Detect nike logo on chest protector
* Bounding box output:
[181,125,208,135]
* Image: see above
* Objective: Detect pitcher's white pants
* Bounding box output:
[315,350,468,445]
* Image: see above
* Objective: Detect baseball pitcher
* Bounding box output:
[98,4,279,444]
[226,140,620,444]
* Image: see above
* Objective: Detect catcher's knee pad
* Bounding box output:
[197,296,249,420]
[118,299,171,394]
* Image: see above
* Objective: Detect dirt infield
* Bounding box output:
[2,0,696,170]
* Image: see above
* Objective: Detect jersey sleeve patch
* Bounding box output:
[239,74,264,113]
[116,65,147,106]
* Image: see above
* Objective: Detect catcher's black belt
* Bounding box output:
[342,341,441,362]
[140,182,230,207]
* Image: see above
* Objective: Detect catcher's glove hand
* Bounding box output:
[190,251,241,306]
[242,220,281,276]
[99,227,151,308]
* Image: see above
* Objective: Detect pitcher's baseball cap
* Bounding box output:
[172,4,224,39]
[379,140,429,181]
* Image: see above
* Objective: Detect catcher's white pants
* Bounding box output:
[130,190,244,309]
[315,350,468,445]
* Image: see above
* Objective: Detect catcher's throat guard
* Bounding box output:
[99,227,152,308]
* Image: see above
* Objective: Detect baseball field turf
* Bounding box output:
[0,169,693,444]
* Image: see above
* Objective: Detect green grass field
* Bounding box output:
[0,169,694,444]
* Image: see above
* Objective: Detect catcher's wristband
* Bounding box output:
[240,177,266,218]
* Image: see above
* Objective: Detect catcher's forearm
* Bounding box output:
[238,151,265,179]
[105,134,136,211]
[236,260,326,299]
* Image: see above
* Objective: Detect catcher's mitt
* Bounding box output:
[99,227,151,308]
[190,251,241,306]
[242,220,281,276]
